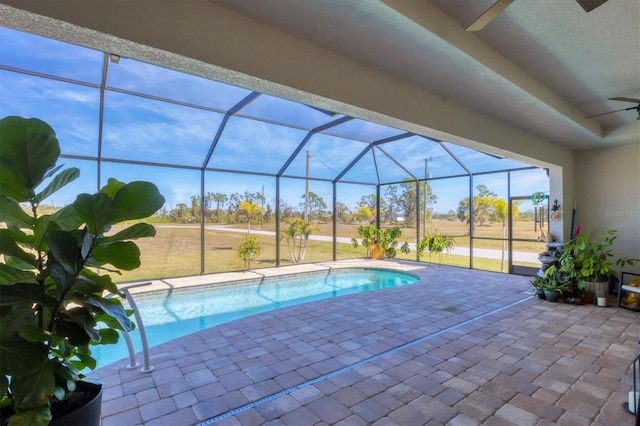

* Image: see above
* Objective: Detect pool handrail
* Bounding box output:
[117,282,154,373]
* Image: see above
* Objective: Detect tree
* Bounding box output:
[281,218,318,263]
[190,194,201,220]
[300,191,327,221]
[397,179,436,228]
[456,184,498,228]
[238,200,263,232]
[335,201,351,223]
[212,192,228,222]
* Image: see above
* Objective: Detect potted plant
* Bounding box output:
[0,116,164,425]
[417,230,455,263]
[558,230,638,301]
[530,275,547,299]
[540,266,568,302]
[351,225,410,259]
[237,234,261,270]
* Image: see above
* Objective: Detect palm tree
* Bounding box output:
[239,200,263,232]
[281,218,317,263]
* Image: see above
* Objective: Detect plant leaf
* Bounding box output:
[77,269,120,295]
[0,229,37,267]
[98,328,120,345]
[73,193,115,235]
[71,294,133,332]
[0,116,60,202]
[110,181,165,224]
[46,230,81,293]
[0,195,34,228]
[11,361,55,412]
[0,333,48,376]
[100,222,156,243]
[34,167,80,204]
[49,204,83,231]
[91,241,141,270]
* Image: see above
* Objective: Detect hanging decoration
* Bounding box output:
[530,192,547,206]
[550,199,561,221]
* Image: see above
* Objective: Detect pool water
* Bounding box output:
[91,268,418,368]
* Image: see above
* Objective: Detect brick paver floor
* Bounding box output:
[90,260,640,425]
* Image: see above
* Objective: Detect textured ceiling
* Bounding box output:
[213,0,640,149]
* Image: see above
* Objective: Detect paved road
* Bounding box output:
[199,225,541,264]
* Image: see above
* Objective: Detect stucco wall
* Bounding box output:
[574,143,640,274]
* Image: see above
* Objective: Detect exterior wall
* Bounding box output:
[574,143,640,274]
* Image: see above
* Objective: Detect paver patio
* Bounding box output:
[89,260,640,425]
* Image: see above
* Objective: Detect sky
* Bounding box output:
[0,26,549,214]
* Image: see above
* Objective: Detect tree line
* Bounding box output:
[156,181,530,228]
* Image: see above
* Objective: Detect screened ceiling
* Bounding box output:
[0,25,539,193]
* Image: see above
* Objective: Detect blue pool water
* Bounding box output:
[91,268,418,369]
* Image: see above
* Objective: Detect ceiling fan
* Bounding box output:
[465,0,608,32]
[586,97,640,120]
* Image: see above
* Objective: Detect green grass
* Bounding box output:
[112,220,544,282]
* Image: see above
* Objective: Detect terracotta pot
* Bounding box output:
[370,244,384,260]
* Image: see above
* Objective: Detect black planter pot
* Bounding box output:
[536,288,546,299]
[544,290,560,302]
[50,381,102,426]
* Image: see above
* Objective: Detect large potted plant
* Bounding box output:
[558,230,638,302]
[0,116,164,425]
[351,225,410,259]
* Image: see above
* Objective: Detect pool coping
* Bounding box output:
[117,259,427,295]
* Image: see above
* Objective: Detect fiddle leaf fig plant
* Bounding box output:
[0,116,165,425]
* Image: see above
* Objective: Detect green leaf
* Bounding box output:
[34,167,79,204]
[99,177,125,199]
[110,181,165,224]
[77,269,119,295]
[91,241,141,270]
[0,116,60,202]
[0,263,37,286]
[0,195,34,228]
[55,309,98,344]
[46,232,81,296]
[0,229,37,267]
[7,405,51,426]
[11,361,55,412]
[74,351,97,370]
[73,193,115,235]
[49,204,83,231]
[98,328,120,344]
[0,283,55,307]
[72,294,133,332]
[100,222,156,243]
[0,334,48,376]
[18,325,49,343]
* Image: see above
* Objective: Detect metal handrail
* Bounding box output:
[118,282,154,373]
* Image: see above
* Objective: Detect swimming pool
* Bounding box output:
[91,268,419,368]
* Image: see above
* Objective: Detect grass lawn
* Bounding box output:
[112,219,545,282]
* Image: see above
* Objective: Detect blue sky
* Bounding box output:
[0,26,548,214]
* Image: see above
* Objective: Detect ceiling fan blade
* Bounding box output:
[575,0,608,12]
[585,106,637,118]
[465,0,514,32]
[609,97,640,103]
